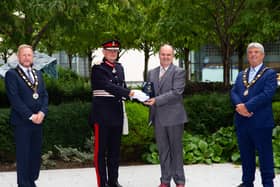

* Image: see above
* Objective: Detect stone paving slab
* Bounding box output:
[0,164,279,187]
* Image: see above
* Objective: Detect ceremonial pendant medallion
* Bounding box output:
[33,93,39,100]
[243,89,249,96]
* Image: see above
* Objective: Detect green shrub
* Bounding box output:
[0,102,92,162]
[0,67,91,107]
[44,67,91,105]
[121,101,154,162]
[0,108,15,161]
[42,102,92,152]
[184,81,230,95]
[0,79,9,107]
[184,93,234,134]
[273,126,280,173]
[273,102,280,127]
[142,126,239,165]
[272,88,280,102]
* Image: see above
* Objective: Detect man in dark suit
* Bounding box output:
[231,42,277,187]
[89,40,135,187]
[5,44,48,187]
[144,44,188,187]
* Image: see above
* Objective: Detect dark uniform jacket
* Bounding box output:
[89,59,130,127]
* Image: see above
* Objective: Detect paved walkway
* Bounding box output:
[0,164,279,187]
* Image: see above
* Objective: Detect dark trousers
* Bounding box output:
[236,126,274,187]
[94,123,122,187]
[15,124,42,187]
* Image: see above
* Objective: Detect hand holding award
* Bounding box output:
[131,90,150,102]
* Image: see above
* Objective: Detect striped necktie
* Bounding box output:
[27,69,34,83]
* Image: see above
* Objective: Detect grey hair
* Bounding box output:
[159,44,174,55]
[247,42,264,54]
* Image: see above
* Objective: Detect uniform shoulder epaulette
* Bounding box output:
[92,60,102,66]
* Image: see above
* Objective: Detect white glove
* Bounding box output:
[131,90,150,102]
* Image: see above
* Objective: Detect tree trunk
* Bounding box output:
[237,43,245,72]
[143,41,150,82]
[221,42,231,87]
[183,47,190,81]
[87,49,93,77]
[68,54,73,69]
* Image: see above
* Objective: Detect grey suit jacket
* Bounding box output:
[147,63,188,126]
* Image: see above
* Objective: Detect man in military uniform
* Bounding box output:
[89,40,134,187]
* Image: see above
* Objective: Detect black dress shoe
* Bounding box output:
[237,184,245,187]
[237,183,254,187]
[109,181,123,187]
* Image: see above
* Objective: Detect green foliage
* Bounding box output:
[44,67,91,105]
[183,126,239,164]
[273,102,280,127]
[53,145,92,163]
[0,79,9,107]
[0,67,91,107]
[184,81,230,95]
[0,108,15,161]
[42,102,92,153]
[1,92,280,167]
[121,101,154,162]
[41,151,56,169]
[207,126,239,162]
[142,126,239,165]
[273,126,280,173]
[142,143,159,164]
[41,145,93,169]
[184,93,234,134]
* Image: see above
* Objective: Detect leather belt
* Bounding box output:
[92,90,115,97]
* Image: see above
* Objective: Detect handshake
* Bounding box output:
[131,89,150,102]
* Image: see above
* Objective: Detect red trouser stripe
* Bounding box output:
[94,123,101,187]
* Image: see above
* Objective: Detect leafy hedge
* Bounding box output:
[142,126,238,164]
[43,67,91,105]
[143,125,280,173]
[1,69,280,107]
[1,96,279,167]
[0,109,15,161]
[0,67,91,107]
[121,102,153,162]
[184,93,234,134]
[0,102,92,161]
[42,102,92,152]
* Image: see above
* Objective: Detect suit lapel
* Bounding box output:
[153,67,160,94]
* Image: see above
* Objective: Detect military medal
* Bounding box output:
[242,67,268,96]
[16,66,39,100]
[112,68,116,73]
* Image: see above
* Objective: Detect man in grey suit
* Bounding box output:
[144,44,188,187]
